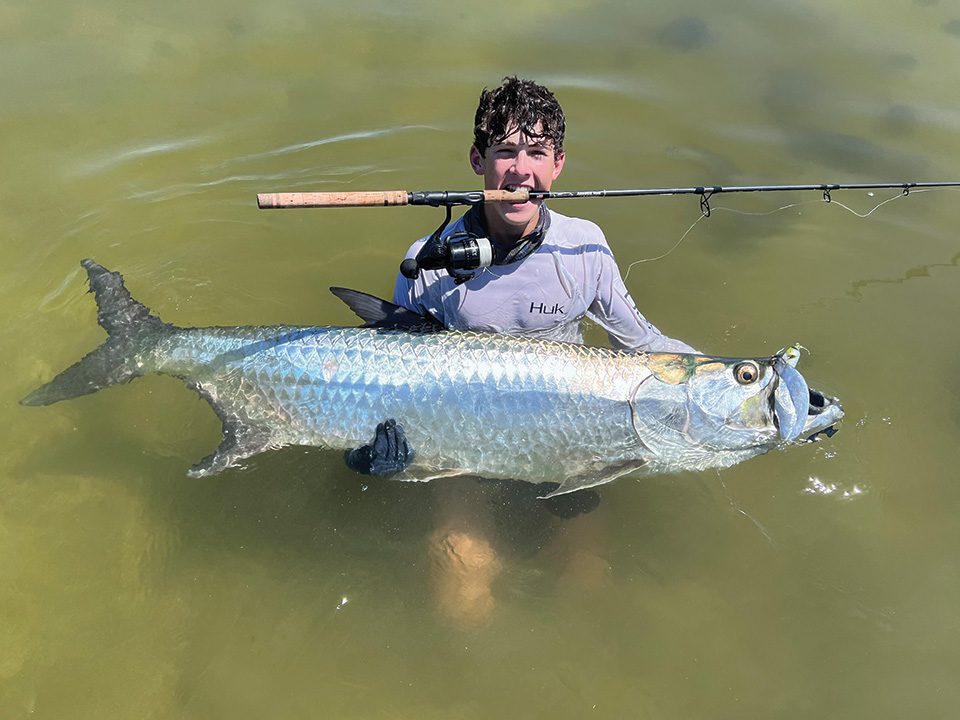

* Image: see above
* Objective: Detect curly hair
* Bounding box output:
[472,76,566,157]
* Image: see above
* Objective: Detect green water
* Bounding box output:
[3,0,960,717]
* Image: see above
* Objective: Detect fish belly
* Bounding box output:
[165,327,646,484]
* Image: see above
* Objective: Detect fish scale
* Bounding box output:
[21,260,843,497]
[151,324,647,484]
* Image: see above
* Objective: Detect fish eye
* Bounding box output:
[734,361,760,385]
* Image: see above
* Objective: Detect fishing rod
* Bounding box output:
[257,180,960,214]
[256,180,960,282]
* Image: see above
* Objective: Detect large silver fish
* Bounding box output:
[22,260,843,497]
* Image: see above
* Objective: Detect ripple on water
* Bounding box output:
[68,135,214,179]
[37,264,85,314]
[220,125,438,167]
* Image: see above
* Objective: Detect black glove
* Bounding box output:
[345,418,413,476]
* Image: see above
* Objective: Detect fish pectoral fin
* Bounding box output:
[186,382,281,478]
[537,459,649,499]
[390,465,474,483]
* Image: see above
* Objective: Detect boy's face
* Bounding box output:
[469,125,565,239]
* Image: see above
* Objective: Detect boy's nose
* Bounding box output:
[512,152,531,175]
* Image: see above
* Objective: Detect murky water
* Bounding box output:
[3,0,960,717]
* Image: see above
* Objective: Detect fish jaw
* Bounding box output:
[800,388,844,440]
[770,346,844,442]
[772,356,810,441]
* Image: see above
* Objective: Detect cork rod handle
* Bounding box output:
[257,189,531,209]
[257,191,411,208]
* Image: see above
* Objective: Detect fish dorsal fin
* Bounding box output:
[329,287,444,331]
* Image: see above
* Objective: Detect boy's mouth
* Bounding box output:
[502,184,540,204]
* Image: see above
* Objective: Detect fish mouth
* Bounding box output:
[770,385,844,442]
[807,388,830,416]
[769,351,844,442]
[801,387,844,441]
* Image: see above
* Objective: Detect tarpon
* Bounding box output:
[22,260,843,496]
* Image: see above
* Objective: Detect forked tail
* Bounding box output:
[21,259,174,406]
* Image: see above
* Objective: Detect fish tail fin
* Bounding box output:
[21,259,174,406]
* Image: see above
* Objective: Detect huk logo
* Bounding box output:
[529,302,565,315]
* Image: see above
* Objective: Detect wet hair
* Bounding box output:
[472,76,566,157]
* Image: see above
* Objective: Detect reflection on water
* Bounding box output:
[4,0,960,717]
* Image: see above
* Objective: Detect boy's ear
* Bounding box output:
[552,151,566,180]
[469,145,485,175]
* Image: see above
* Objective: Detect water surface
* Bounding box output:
[3,1,960,717]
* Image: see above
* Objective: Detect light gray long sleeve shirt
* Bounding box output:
[392,208,697,353]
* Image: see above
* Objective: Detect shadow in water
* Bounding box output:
[11,391,602,584]
[842,250,960,301]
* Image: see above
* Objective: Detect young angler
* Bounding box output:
[394,76,695,351]
[347,76,695,475]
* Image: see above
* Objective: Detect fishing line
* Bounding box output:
[623,212,710,278]
[622,187,931,275]
[825,186,933,219]
[255,180,958,285]
[715,474,777,547]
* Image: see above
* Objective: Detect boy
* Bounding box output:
[392,75,695,352]
[348,76,695,477]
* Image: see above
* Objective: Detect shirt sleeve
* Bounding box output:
[587,232,698,354]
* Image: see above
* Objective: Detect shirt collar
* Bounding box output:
[462,204,551,265]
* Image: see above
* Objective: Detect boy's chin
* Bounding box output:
[499,206,538,226]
